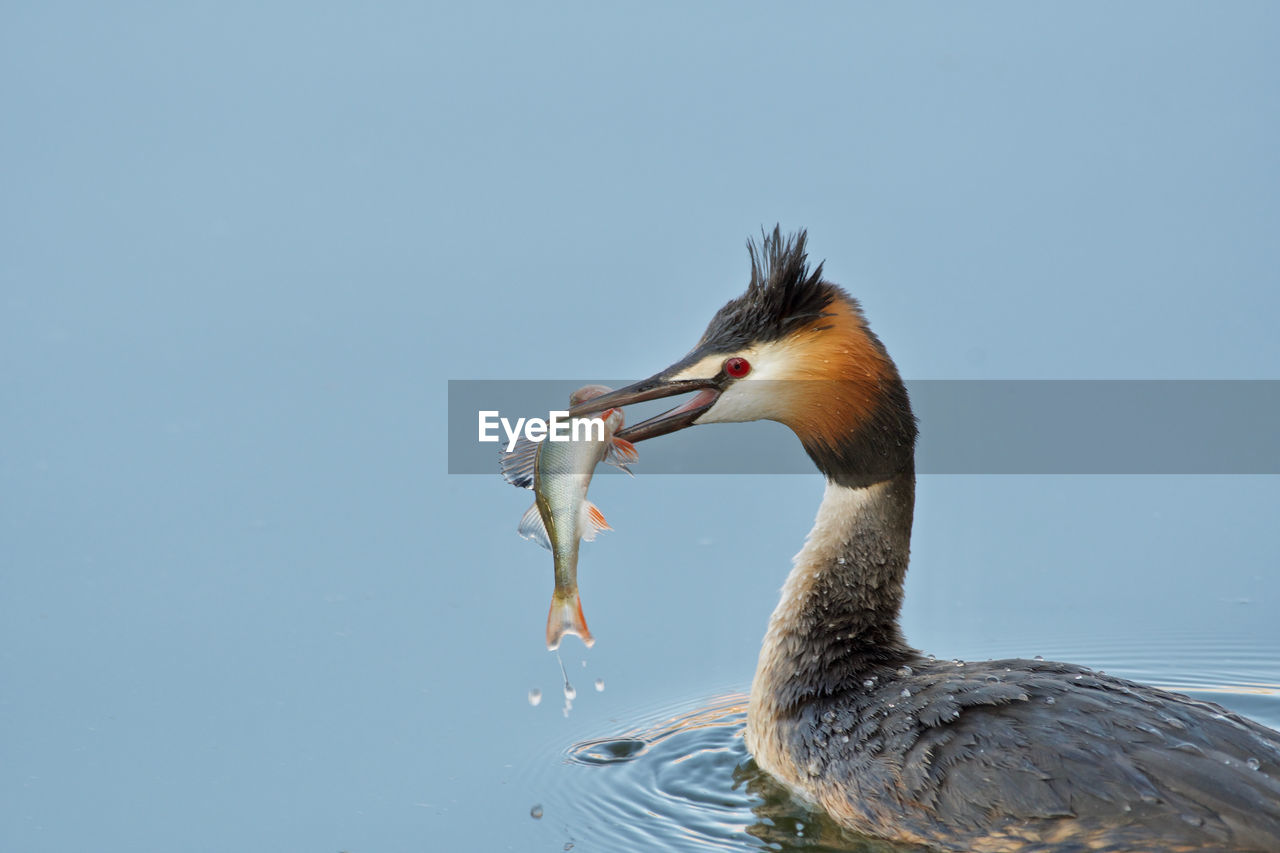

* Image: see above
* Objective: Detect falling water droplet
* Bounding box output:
[594,678,605,692]
[1034,655,1044,661]
[926,654,937,661]
[528,688,542,707]
[557,653,575,717]
[530,804,543,819]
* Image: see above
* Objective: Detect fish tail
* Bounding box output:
[545,591,594,650]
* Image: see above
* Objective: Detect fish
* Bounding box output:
[501,384,638,650]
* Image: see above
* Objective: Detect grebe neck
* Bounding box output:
[748,472,916,723]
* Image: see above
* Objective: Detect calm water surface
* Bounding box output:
[523,629,1280,852]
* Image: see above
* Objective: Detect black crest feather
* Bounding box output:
[698,226,840,352]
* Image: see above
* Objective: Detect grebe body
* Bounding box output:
[569,229,1280,851]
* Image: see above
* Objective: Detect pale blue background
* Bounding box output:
[4,4,1278,851]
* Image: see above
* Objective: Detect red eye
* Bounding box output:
[724,357,751,378]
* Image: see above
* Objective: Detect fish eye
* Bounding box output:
[724,357,751,378]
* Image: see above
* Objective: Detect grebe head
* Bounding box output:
[571,227,917,485]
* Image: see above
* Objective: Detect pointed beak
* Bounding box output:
[567,367,722,443]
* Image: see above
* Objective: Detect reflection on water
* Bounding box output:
[531,637,1280,853]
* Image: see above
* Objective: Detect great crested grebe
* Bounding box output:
[569,229,1280,852]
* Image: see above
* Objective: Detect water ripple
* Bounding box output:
[528,639,1280,852]
[537,694,926,852]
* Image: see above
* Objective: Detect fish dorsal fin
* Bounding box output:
[517,503,552,550]
[579,500,611,542]
[500,437,539,489]
[606,437,638,475]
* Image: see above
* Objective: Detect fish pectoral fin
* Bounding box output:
[517,503,552,550]
[500,437,539,489]
[606,437,639,475]
[579,500,611,542]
